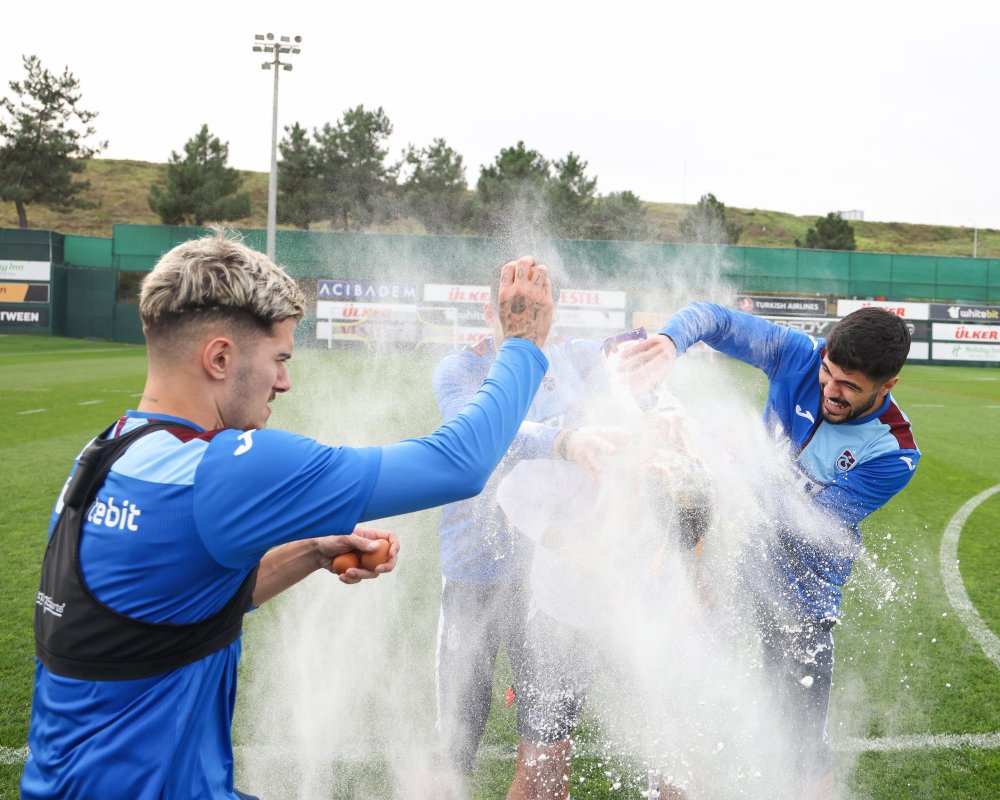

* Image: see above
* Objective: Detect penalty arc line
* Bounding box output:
[938,483,1000,670]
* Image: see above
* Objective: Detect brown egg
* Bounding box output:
[359,539,391,570]
[331,551,361,574]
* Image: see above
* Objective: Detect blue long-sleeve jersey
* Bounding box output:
[433,335,606,583]
[661,303,920,618]
[22,338,547,800]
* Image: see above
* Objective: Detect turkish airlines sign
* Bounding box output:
[738,295,827,316]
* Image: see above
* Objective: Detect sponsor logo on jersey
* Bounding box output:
[795,404,815,424]
[36,591,66,617]
[900,456,915,471]
[836,449,856,472]
[86,496,142,532]
[234,430,255,456]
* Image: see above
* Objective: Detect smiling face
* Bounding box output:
[817,355,897,424]
[222,318,296,430]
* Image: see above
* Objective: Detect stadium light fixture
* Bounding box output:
[253,32,302,261]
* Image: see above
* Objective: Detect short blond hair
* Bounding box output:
[140,232,305,341]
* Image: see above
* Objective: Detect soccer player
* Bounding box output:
[495,361,713,800]
[617,302,921,795]
[22,233,553,800]
[430,277,628,793]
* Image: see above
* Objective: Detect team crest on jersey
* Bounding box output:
[541,376,556,394]
[836,449,856,472]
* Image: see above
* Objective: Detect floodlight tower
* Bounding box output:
[253,33,302,261]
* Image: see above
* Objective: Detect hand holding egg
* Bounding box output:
[320,526,399,583]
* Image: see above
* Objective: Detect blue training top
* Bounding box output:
[433,335,606,583]
[660,303,920,619]
[21,338,547,800]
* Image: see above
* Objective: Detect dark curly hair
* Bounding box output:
[826,307,911,383]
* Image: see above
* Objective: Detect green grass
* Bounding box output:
[0,336,147,753]
[0,336,997,799]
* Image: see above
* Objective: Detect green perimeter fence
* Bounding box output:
[2,224,999,344]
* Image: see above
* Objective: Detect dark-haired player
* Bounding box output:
[619,303,920,796]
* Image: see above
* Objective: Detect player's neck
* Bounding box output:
[137,375,219,431]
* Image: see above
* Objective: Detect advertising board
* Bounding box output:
[737,295,828,316]
[0,260,51,282]
[836,299,930,320]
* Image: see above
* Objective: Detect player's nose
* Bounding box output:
[275,363,292,393]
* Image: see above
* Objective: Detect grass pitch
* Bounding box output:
[0,335,997,799]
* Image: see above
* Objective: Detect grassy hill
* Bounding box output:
[3,158,996,258]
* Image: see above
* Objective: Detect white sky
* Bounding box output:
[6,0,999,228]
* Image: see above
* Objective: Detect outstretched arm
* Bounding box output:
[616,303,795,389]
[198,257,554,567]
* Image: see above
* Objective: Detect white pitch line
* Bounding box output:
[910,404,945,408]
[0,745,28,765]
[939,483,1000,670]
[834,731,1000,753]
[78,400,102,406]
[6,732,1000,768]
[0,348,131,357]
[16,409,47,415]
[478,734,1000,758]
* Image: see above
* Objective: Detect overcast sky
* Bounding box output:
[6,0,998,228]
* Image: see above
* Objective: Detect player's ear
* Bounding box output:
[881,376,899,396]
[202,337,233,381]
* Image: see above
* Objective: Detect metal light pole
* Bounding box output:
[253,33,301,262]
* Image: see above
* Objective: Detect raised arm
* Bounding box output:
[364,257,553,518]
